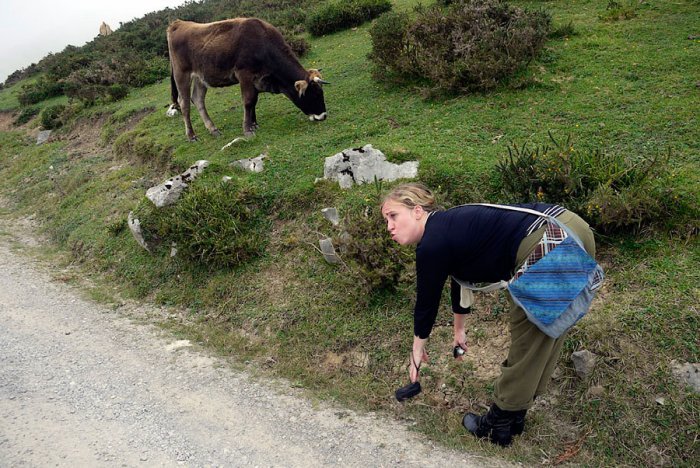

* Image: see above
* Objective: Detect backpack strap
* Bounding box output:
[452,203,583,292]
[467,203,585,249]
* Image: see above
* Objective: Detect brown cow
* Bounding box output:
[167,18,328,141]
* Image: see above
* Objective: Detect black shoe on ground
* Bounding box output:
[462,404,526,447]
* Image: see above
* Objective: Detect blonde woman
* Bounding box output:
[381,183,596,446]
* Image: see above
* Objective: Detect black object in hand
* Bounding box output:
[395,381,422,402]
[453,345,465,359]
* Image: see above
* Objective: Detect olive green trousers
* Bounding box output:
[493,210,596,411]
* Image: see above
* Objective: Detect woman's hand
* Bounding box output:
[410,337,429,383]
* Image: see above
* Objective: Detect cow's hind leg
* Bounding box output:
[192,77,221,137]
[173,71,197,141]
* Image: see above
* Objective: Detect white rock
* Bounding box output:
[127,212,150,252]
[319,238,341,264]
[321,207,340,226]
[670,360,700,393]
[571,350,597,379]
[146,160,209,207]
[231,153,266,173]
[323,144,418,188]
[37,130,52,145]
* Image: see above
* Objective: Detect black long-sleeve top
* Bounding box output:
[414,203,563,338]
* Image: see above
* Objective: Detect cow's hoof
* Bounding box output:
[244,130,256,138]
[188,136,198,142]
[211,129,222,137]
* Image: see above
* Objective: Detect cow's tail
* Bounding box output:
[166,70,180,117]
[170,70,179,107]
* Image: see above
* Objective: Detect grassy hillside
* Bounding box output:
[0,0,698,465]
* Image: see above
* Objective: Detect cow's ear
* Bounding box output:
[295,80,308,97]
[308,69,322,81]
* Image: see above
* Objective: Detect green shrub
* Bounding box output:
[106,84,129,102]
[336,184,412,293]
[493,134,698,234]
[62,55,166,105]
[14,107,40,126]
[17,76,64,105]
[307,0,392,36]
[285,35,310,57]
[369,0,551,93]
[136,181,270,269]
[40,104,67,130]
[64,83,104,106]
[367,11,414,80]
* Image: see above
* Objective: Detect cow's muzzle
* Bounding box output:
[309,112,327,122]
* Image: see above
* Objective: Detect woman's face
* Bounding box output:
[381,199,426,245]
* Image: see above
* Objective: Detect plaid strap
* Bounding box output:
[513,222,568,280]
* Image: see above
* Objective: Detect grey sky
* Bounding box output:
[0,1,187,83]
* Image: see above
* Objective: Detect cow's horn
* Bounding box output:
[313,77,331,85]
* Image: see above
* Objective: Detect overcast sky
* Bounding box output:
[0,0,188,83]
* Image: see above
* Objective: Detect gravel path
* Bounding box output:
[0,231,511,467]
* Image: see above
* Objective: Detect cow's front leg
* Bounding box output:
[238,77,259,137]
[192,77,221,137]
[173,72,196,141]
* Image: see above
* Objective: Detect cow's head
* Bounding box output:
[292,69,328,122]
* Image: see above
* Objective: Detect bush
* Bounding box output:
[106,84,129,102]
[63,55,166,105]
[284,35,310,57]
[40,104,67,130]
[307,0,392,36]
[14,107,40,126]
[493,134,698,234]
[369,0,551,92]
[17,76,64,106]
[367,11,414,79]
[136,181,270,269]
[335,184,413,293]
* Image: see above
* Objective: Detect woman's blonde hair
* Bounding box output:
[382,183,438,212]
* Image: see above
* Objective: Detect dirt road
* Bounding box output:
[0,230,509,467]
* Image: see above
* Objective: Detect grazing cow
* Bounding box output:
[166,18,328,141]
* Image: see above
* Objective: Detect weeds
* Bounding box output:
[493,133,698,234]
[600,0,639,22]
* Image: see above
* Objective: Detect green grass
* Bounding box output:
[0,0,698,465]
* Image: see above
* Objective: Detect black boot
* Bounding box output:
[510,409,527,436]
[462,404,523,447]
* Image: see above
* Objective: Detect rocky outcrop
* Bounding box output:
[322,144,418,189]
[231,153,266,173]
[146,160,209,207]
[99,22,113,36]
